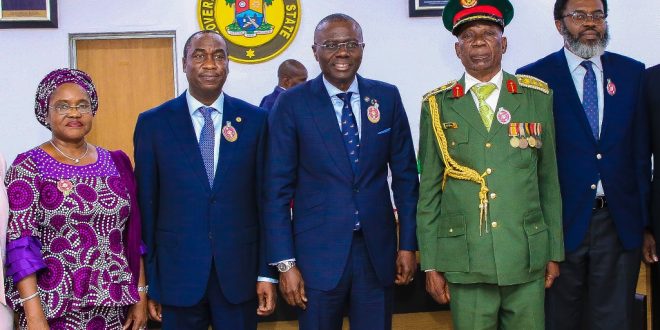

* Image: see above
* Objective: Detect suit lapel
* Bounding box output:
[599,53,616,145]
[165,93,211,192]
[357,76,375,176]
[554,50,597,145]
[308,76,354,179]
[489,72,521,139]
[212,95,238,193]
[450,77,489,139]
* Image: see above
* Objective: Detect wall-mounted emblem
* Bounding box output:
[198,0,301,63]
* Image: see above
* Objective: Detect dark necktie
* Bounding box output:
[581,61,599,139]
[337,92,360,173]
[337,92,361,231]
[198,106,215,187]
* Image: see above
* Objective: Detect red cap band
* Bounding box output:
[453,5,504,25]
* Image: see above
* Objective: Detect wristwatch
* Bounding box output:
[277,260,296,273]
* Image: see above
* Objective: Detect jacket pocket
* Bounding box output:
[507,147,537,169]
[436,214,469,272]
[524,210,549,273]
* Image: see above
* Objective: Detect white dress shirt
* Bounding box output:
[464,69,504,115]
[564,47,605,196]
[323,76,362,137]
[186,90,224,178]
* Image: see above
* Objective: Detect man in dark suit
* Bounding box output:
[264,14,419,329]
[646,64,660,330]
[133,30,277,330]
[517,0,655,329]
[259,59,308,111]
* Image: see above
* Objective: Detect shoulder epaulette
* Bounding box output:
[516,74,549,94]
[422,80,457,102]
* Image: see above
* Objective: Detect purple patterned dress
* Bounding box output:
[4,147,140,329]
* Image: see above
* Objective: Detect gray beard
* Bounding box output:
[560,22,610,59]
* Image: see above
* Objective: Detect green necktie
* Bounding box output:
[472,83,497,131]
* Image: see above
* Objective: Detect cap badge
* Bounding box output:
[460,0,478,8]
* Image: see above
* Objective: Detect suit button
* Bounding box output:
[591,184,597,190]
[451,141,456,146]
[208,232,213,239]
[449,228,453,233]
[486,168,493,174]
[210,199,217,204]
[353,187,359,193]
[490,193,497,199]
[485,143,492,148]
[491,221,498,228]
[596,153,602,160]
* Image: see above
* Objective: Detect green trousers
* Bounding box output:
[448,278,545,330]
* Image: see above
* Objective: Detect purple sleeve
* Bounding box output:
[6,236,46,283]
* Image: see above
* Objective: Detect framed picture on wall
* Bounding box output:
[409,0,448,17]
[0,0,57,28]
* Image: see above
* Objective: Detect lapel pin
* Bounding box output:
[364,96,371,103]
[607,78,616,96]
[367,99,381,124]
[236,117,242,123]
[496,107,511,124]
[222,121,238,142]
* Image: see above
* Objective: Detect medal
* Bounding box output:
[222,121,238,142]
[519,123,528,149]
[519,138,529,149]
[510,136,520,148]
[367,99,381,124]
[607,78,616,96]
[536,139,543,148]
[528,136,537,148]
[497,107,511,124]
[509,123,519,148]
[57,179,74,197]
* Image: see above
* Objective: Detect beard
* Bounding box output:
[560,22,610,59]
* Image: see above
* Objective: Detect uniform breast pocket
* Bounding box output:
[445,129,470,164]
[436,213,469,272]
[507,146,537,169]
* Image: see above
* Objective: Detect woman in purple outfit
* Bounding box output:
[4,68,148,330]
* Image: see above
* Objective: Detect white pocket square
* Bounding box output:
[377,128,391,135]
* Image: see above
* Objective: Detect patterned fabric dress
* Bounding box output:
[4,147,139,330]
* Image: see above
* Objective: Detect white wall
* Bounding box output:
[1,0,659,164]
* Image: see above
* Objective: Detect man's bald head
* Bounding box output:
[278,59,308,89]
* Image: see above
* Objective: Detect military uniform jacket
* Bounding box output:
[417,71,564,286]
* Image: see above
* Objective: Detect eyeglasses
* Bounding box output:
[50,103,93,115]
[561,11,607,25]
[314,41,365,52]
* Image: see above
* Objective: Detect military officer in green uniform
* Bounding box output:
[416,0,564,329]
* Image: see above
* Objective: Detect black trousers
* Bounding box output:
[546,207,641,330]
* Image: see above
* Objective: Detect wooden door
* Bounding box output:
[74,35,176,162]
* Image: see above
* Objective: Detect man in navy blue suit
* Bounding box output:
[517,0,655,329]
[259,59,308,111]
[646,64,660,330]
[133,30,277,330]
[264,14,419,329]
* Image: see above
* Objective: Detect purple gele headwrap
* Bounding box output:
[34,68,99,128]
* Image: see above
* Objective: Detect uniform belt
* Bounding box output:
[593,196,607,209]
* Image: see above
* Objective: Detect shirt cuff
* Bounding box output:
[6,236,47,283]
[268,258,296,266]
[257,276,279,284]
